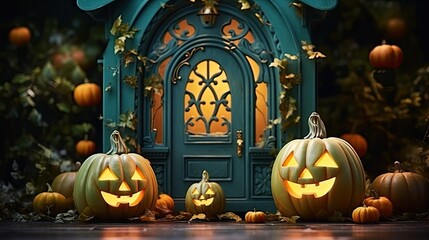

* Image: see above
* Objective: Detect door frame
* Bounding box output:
[167,37,251,203]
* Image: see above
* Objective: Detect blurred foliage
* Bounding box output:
[0,0,104,208]
[313,0,429,180]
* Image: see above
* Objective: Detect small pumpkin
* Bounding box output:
[371,161,429,214]
[9,26,31,47]
[73,130,158,220]
[73,82,101,107]
[352,204,380,224]
[369,40,403,69]
[155,193,175,217]
[76,138,97,157]
[185,170,225,217]
[245,209,266,223]
[271,112,366,220]
[340,133,368,158]
[363,190,393,219]
[33,183,68,216]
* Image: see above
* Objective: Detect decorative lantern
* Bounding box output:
[197,0,219,27]
[73,130,158,220]
[271,112,366,220]
[185,170,225,217]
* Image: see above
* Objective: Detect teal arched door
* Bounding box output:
[171,42,247,200]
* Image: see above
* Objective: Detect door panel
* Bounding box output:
[171,46,246,199]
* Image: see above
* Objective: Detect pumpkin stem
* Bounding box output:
[46,183,53,192]
[394,161,404,173]
[106,130,128,155]
[304,112,327,139]
[75,161,81,171]
[370,189,380,199]
[202,170,209,182]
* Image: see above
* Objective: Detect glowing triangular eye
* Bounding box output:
[282,153,299,167]
[205,188,215,195]
[192,188,200,195]
[131,168,146,181]
[315,151,338,168]
[99,167,118,181]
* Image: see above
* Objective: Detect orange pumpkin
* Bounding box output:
[363,190,393,219]
[155,194,175,217]
[245,209,266,223]
[33,183,68,216]
[73,82,101,106]
[352,204,380,224]
[371,161,429,214]
[369,41,403,69]
[9,26,31,47]
[76,139,97,157]
[341,133,368,158]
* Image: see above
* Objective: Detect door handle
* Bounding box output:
[236,130,244,157]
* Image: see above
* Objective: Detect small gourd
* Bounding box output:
[363,190,393,219]
[155,193,175,217]
[352,204,380,224]
[245,209,266,223]
[33,183,68,216]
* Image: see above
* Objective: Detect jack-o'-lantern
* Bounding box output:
[185,170,225,217]
[73,130,158,220]
[271,112,366,220]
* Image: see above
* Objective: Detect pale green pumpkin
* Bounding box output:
[271,112,366,220]
[185,170,225,217]
[73,130,158,220]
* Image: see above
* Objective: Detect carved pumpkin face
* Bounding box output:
[185,170,225,216]
[74,131,158,220]
[190,183,216,206]
[281,150,339,199]
[271,112,366,220]
[98,165,147,207]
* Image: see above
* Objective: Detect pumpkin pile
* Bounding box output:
[271,112,366,220]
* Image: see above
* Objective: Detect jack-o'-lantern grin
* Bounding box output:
[98,166,147,207]
[282,151,339,199]
[283,177,336,198]
[100,190,145,207]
